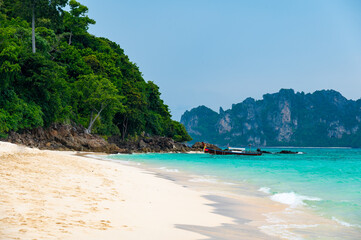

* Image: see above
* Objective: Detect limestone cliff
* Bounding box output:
[180,89,361,147]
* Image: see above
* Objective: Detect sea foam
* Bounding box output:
[258,187,271,194]
[331,217,356,227]
[159,167,179,173]
[189,176,218,183]
[260,224,318,240]
[270,192,321,208]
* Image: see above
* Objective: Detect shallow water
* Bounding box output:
[108,148,361,234]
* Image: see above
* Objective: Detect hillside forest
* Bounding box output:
[0,0,191,142]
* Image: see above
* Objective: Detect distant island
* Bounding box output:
[181,89,361,147]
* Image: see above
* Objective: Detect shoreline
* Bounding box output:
[2,142,360,239]
[106,152,361,240]
[0,142,233,240]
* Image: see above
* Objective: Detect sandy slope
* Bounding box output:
[0,142,232,240]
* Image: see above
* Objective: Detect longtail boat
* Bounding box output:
[204,147,262,156]
[202,142,262,156]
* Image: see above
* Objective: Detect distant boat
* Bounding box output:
[204,147,262,156]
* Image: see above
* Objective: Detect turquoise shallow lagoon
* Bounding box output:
[108,148,361,230]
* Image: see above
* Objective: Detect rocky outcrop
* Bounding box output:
[108,135,191,153]
[181,89,361,147]
[191,142,221,151]
[6,123,128,154]
[5,123,197,154]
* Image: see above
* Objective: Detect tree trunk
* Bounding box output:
[86,105,105,134]
[122,117,128,141]
[31,3,36,53]
[68,31,72,45]
[85,111,94,134]
[86,113,97,134]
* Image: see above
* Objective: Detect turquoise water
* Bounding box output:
[108,148,361,228]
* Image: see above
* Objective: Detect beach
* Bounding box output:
[1,142,360,240]
[0,142,233,240]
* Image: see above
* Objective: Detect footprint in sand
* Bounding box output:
[90,207,98,212]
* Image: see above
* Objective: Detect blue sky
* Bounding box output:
[82,0,361,120]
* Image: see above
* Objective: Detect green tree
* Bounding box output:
[0,89,43,134]
[114,81,146,139]
[0,28,21,90]
[15,52,71,125]
[8,0,67,53]
[74,74,122,134]
[63,0,95,45]
[0,0,192,144]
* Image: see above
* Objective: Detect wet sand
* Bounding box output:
[133,160,361,240]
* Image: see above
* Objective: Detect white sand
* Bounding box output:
[0,141,232,240]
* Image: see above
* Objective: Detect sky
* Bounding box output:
[81,0,361,120]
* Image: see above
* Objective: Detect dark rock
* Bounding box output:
[261,151,272,154]
[108,135,191,153]
[139,139,147,149]
[256,148,272,154]
[277,150,299,154]
[6,123,128,154]
[191,142,221,151]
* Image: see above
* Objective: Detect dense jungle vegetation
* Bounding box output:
[0,0,191,142]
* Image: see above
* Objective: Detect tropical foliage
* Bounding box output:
[0,0,191,141]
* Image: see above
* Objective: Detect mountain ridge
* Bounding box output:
[181,89,361,147]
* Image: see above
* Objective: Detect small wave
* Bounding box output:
[260,224,318,240]
[270,192,321,208]
[189,176,236,185]
[259,187,271,194]
[223,182,237,185]
[189,176,218,183]
[332,217,355,227]
[263,213,285,224]
[158,167,179,173]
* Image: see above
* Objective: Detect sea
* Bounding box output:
[107,148,361,239]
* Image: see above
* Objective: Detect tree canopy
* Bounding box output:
[0,0,191,142]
